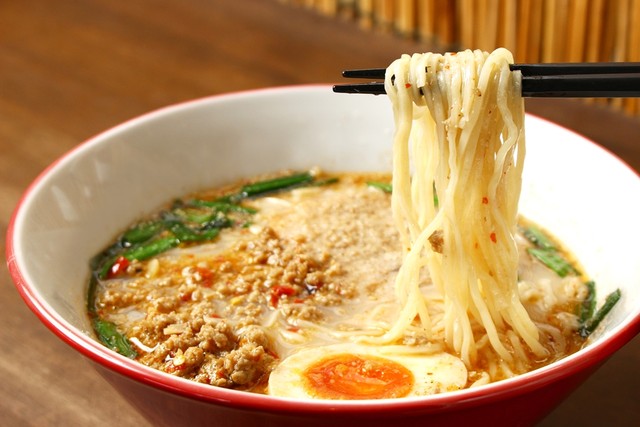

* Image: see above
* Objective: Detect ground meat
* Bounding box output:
[168,347,204,376]
[280,303,323,322]
[225,343,271,385]
[428,229,444,253]
[202,341,275,388]
[93,172,400,391]
[197,320,235,353]
[190,325,277,389]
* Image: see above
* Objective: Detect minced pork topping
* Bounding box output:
[92,173,400,391]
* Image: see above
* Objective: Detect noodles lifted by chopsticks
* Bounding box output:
[377,48,548,366]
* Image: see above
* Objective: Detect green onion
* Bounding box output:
[526,247,577,278]
[367,181,392,193]
[237,172,314,199]
[522,226,557,250]
[93,318,138,358]
[96,253,123,280]
[523,225,578,278]
[90,241,125,272]
[207,215,233,229]
[311,177,340,187]
[121,220,164,245]
[175,208,217,224]
[578,281,597,325]
[123,236,180,261]
[216,171,334,202]
[579,289,622,338]
[190,199,257,214]
[167,222,220,242]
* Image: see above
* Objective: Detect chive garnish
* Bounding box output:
[238,172,314,199]
[190,199,258,214]
[522,225,557,250]
[121,220,164,245]
[311,177,340,187]
[526,247,578,278]
[578,280,597,324]
[123,236,180,262]
[523,225,578,277]
[579,289,622,338]
[166,222,220,242]
[367,181,392,193]
[93,318,138,359]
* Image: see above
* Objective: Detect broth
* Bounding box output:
[88,170,589,397]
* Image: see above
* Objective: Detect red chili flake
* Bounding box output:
[405,83,412,88]
[270,285,296,307]
[195,266,213,287]
[287,326,300,333]
[165,362,185,373]
[293,298,305,304]
[482,196,489,204]
[490,232,497,243]
[108,256,129,278]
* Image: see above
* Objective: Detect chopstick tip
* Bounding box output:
[332,83,387,95]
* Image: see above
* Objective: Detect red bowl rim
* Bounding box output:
[6,84,640,415]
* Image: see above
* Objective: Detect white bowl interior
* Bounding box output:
[10,86,640,367]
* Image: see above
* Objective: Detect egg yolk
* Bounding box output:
[301,353,414,399]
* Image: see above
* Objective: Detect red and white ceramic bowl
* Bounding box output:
[7,86,640,426]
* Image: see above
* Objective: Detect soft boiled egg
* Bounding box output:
[267,343,468,400]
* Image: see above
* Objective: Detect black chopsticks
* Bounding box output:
[333,63,640,98]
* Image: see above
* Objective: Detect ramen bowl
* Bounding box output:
[7,86,640,426]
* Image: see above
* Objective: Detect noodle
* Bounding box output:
[380,48,548,366]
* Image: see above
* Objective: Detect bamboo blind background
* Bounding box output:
[278,0,640,116]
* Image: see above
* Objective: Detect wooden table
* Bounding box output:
[1,1,638,425]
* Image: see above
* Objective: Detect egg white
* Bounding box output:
[267,343,468,399]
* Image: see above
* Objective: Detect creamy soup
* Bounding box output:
[87,170,610,399]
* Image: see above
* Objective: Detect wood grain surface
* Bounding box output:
[1,1,638,425]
